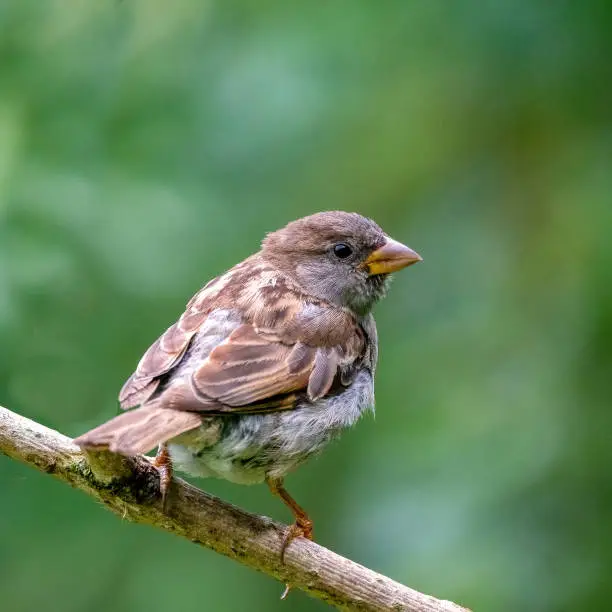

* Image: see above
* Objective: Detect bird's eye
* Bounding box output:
[333,243,353,259]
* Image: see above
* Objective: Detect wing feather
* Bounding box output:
[191,325,314,407]
[308,348,339,400]
[118,258,367,415]
[79,260,371,455]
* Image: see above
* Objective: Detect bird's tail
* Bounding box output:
[73,403,201,456]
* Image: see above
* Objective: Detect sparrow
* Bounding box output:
[75,211,421,565]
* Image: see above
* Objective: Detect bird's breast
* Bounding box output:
[168,368,374,484]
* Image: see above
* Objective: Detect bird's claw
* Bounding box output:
[279,519,314,599]
[153,443,173,512]
[280,520,314,563]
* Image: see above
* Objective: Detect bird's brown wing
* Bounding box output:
[76,259,371,455]
[74,311,362,454]
[185,324,342,411]
[150,307,363,415]
[119,257,367,415]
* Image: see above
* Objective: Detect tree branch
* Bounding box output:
[0,405,469,612]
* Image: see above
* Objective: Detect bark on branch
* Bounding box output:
[0,405,469,612]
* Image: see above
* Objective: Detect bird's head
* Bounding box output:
[262,211,421,316]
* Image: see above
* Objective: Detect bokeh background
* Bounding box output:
[1,2,611,611]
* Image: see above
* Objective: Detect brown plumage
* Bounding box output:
[74,211,421,571]
[78,216,383,452]
[76,403,202,456]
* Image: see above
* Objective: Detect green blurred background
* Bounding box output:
[1,1,611,611]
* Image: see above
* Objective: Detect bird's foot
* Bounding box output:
[280,517,314,563]
[265,476,315,599]
[153,443,173,512]
[279,517,314,600]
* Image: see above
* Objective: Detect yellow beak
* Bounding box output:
[362,237,422,275]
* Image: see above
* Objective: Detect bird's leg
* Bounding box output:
[266,476,314,599]
[153,443,173,511]
[266,476,314,556]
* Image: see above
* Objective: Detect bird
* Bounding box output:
[74,211,421,571]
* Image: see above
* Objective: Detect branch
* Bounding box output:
[0,405,469,612]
